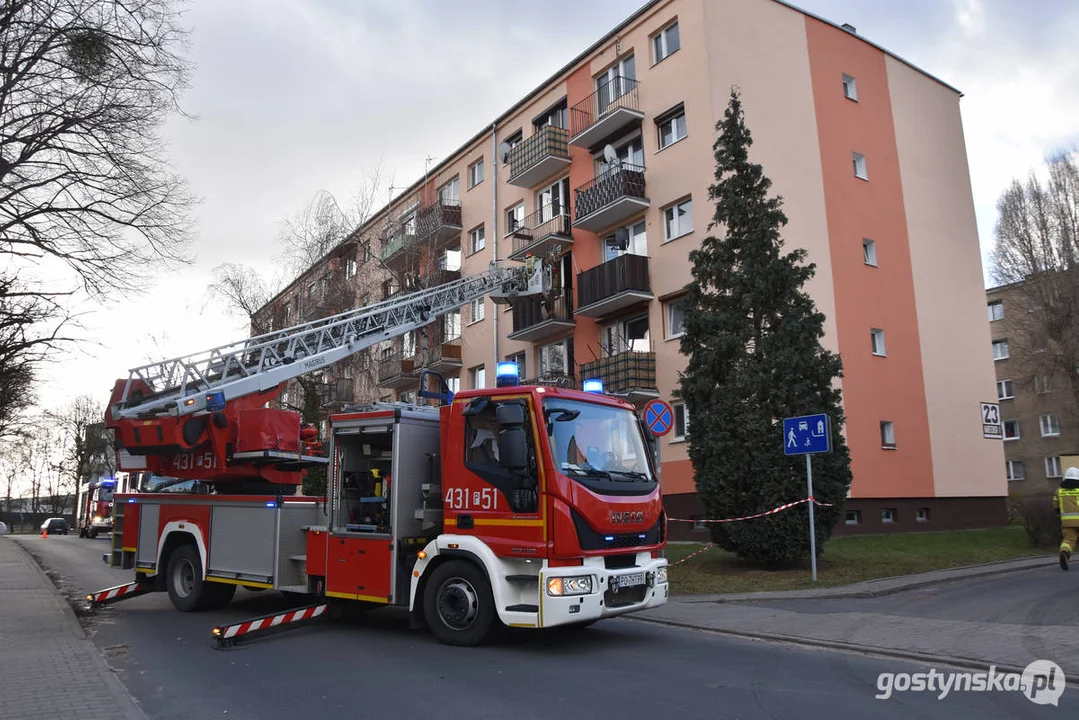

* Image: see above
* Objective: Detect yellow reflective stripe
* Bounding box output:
[205,577,273,588]
[325,591,389,604]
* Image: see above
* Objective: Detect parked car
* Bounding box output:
[40,517,69,535]
[0,520,7,536]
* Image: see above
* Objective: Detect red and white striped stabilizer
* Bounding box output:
[212,604,329,646]
[86,581,153,608]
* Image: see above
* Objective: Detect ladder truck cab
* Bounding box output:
[78,478,116,538]
[95,260,668,646]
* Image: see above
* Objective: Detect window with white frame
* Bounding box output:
[602,220,647,260]
[657,104,687,149]
[442,245,462,272]
[362,241,373,262]
[1003,419,1020,440]
[673,402,689,439]
[916,508,930,523]
[992,339,1009,360]
[987,300,1004,321]
[442,309,461,342]
[666,298,686,338]
[1046,456,1063,478]
[438,176,459,205]
[469,297,485,324]
[1006,460,1025,481]
[402,331,417,359]
[468,159,484,188]
[537,339,570,378]
[845,510,861,525]
[534,100,568,130]
[470,365,486,390]
[469,225,485,254]
[880,421,896,448]
[842,73,858,101]
[853,152,868,180]
[871,328,886,356]
[862,238,877,266]
[664,198,693,241]
[1034,375,1051,394]
[446,376,461,394]
[346,257,357,279]
[652,20,680,63]
[881,508,897,524]
[506,351,526,380]
[506,203,525,235]
[1040,414,1060,437]
[602,315,649,354]
[996,379,1014,400]
[595,54,636,115]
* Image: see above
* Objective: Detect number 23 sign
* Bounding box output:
[981,402,1002,439]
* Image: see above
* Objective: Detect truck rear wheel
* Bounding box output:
[423,560,496,646]
[166,545,206,612]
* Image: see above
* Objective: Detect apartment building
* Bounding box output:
[986,282,1079,494]
[255,0,1006,537]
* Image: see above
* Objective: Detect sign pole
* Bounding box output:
[806,454,817,582]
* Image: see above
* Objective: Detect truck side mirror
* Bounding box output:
[498,427,528,470]
[496,403,524,427]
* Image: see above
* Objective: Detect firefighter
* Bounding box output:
[1053,466,1079,571]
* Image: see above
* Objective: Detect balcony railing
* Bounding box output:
[377,353,417,388]
[509,207,572,260]
[521,373,576,389]
[321,377,355,406]
[573,163,648,231]
[576,253,653,317]
[509,290,575,342]
[416,200,462,244]
[569,76,644,148]
[381,231,418,262]
[579,351,657,399]
[417,338,462,372]
[507,126,571,188]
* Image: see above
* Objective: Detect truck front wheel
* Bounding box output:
[423,560,496,646]
[166,545,205,612]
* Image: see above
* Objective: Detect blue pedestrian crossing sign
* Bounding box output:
[644,399,675,437]
[783,413,831,455]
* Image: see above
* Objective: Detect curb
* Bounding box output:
[10,538,149,720]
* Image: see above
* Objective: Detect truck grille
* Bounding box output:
[571,508,662,552]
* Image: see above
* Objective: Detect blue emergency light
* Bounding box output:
[582,378,604,394]
[496,362,520,387]
[205,390,226,412]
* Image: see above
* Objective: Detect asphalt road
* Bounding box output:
[16,534,1077,720]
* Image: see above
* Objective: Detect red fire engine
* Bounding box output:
[77,478,116,538]
[88,261,669,646]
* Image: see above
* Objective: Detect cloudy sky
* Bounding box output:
[38,0,1079,413]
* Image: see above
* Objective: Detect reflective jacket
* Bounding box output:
[1053,487,1079,527]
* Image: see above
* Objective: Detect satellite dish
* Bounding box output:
[498,141,511,162]
[603,144,618,165]
[614,227,630,251]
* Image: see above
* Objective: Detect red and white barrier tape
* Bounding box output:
[667,496,832,525]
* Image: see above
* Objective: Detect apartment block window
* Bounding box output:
[1040,414,1060,437]
[692,517,707,531]
[534,100,568,130]
[992,339,1009,360]
[438,176,460,205]
[673,402,689,440]
[506,351,526,380]
[506,203,525,235]
[842,73,858,101]
[468,159,484,188]
[652,20,680,63]
[656,104,687,149]
[1006,460,1026,481]
[853,152,868,180]
[862,238,877,266]
[1046,456,1063,478]
[362,241,372,262]
[996,379,1014,400]
[881,508,897,524]
[470,365,486,390]
[880,421,896,448]
[1034,375,1051,394]
[501,130,523,162]
[1003,420,1020,440]
[345,257,357,279]
[871,328,886,356]
[442,309,461,342]
[665,298,686,338]
[845,510,861,525]
[469,297,485,324]
[446,376,461,394]
[987,300,1004,321]
[664,197,693,241]
[469,225,485,254]
[916,508,930,523]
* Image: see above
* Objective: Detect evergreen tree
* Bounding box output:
[677,88,852,565]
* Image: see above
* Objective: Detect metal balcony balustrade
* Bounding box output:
[507,125,571,188]
[381,231,417,262]
[321,377,355,405]
[416,336,462,372]
[573,163,648,231]
[509,289,575,342]
[579,351,657,399]
[568,76,644,148]
[377,352,417,388]
[576,253,652,317]
[509,207,573,260]
[416,199,462,243]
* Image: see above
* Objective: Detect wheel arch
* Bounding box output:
[154,524,207,591]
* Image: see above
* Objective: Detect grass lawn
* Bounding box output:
[662,525,1046,595]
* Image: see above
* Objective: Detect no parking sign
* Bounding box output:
[643,399,674,437]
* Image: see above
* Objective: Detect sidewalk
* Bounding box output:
[636,555,1079,676]
[0,537,146,720]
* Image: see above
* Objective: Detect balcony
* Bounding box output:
[579,351,658,404]
[573,164,648,232]
[569,76,644,149]
[321,377,356,407]
[508,208,573,261]
[507,126,571,188]
[377,353,417,389]
[416,338,462,373]
[508,290,575,342]
[575,253,653,318]
[381,231,418,263]
[521,373,576,389]
[416,200,462,244]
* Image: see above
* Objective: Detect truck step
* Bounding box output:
[277,585,309,594]
[505,604,539,613]
[505,575,539,583]
[289,555,307,562]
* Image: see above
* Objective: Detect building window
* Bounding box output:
[469,225,485,254]
[1040,414,1060,437]
[862,238,877,266]
[992,339,1009,360]
[446,376,460,394]
[1006,460,1025,481]
[345,257,357,279]
[656,104,687,149]
[664,197,693,241]
[881,508,897,524]
[652,20,680,63]
[1034,375,1051,394]
[665,298,686,338]
[996,379,1014,400]
[853,152,868,180]
[691,517,707,531]
[537,339,570,378]
[880,421,896,448]
[1003,420,1020,440]
[442,309,461,342]
[469,298,485,324]
[845,510,861,525]
[501,130,522,163]
[842,73,858,101]
[534,99,568,130]
[470,365,486,390]
[916,508,930,523]
[506,203,525,235]
[871,328,886,356]
[1046,456,1063,479]
[469,159,484,188]
[987,300,1004,321]
[362,241,372,262]
[673,403,689,440]
[506,351,526,380]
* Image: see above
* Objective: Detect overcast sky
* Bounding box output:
[38,0,1079,414]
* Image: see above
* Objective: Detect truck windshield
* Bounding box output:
[543,398,655,490]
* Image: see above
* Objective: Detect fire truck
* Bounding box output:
[76,477,116,538]
[89,260,669,646]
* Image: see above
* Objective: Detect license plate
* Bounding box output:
[617,572,645,589]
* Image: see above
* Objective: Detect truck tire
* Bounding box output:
[166,545,206,612]
[423,560,496,647]
[202,581,236,609]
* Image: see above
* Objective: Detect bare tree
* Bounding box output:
[47,394,108,502]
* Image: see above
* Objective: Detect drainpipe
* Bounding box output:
[491,122,499,379]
